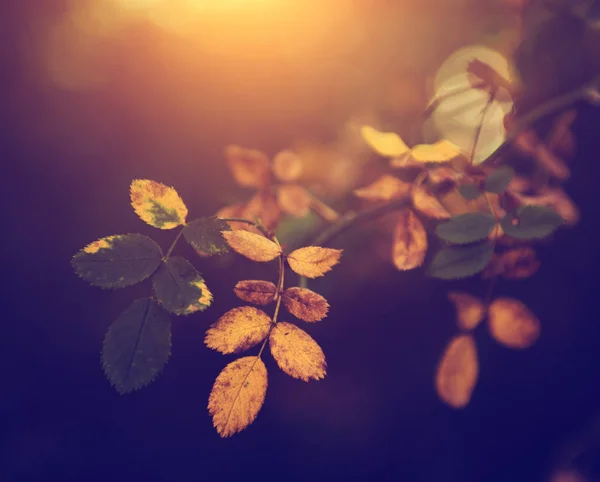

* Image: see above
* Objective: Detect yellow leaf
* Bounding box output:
[412,183,450,220]
[361,125,410,157]
[242,190,281,232]
[208,356,268,437]
[447,292,485,331]
[389,153,424,170]
[487,298,540,349]
[130,179,187,229]
[234,280,278,305]
[353,175,412,202]
[392,209,427,271]
[269,322,326,381]
[435,334,478,409]
[411,140,462,163]
[205,306,272,354]
[287,246,342,278]
[282,287,329,322]
[224,145,271,188]
[222,230,282,262]
[272,150,303,182]
[276,184,312,217]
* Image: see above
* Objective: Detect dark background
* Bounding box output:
[3,1,600,481]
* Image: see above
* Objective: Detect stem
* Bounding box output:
[469,90,497,165]
[165,229,184,258]
[218,217,271,238]
[259,239,285,359]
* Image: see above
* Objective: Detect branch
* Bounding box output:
[486,73,600,165]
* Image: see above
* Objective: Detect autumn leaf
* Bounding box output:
[498,247,540,279]
[282,287,329,322]
[428,166,458,187]
[513,130,570,180]
[428,242,494,280]
[222,230,282,262]
[152,257,213,315]
[510,187,579,227]
[234,280,277,305]
[361,125,410,157]
[130,179,188,229]
[500,205,564,240]
[102,298,171,394]
[353,175,412,202]
[435,213,497,245]
[412,183,451,220]
[410,140,462,163]
[487,298,540,349]
[71,233,162,289]
[447,292,485,331]
[183,217,231,256]
[389,153,424,169]
[269,322,326,381]
[272,150,303,182]
[224,145,271,189]
[208,356,268,437]
[287,246,343,278]
[392,209,427,270]
[435,334,478,409]
[277,184,312,217]
[205,306,272,354]
[242,190,281,232]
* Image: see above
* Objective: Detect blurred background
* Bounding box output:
[3,0,600,480]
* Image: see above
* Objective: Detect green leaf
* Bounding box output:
[458,183,481,200]
[71,234,162,289]
[102,298,171,394]
[500,205,564,240]
[152,256,213,315]
[484,165,515,194]
[436,213,497,245]
[183,216,231,255]
[428,242,494,280]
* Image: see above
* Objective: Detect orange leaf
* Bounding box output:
[287,246,343,278]
[487,298,540,349]
[428,166,459,187]
[499,247,540,279]
[272,150,303,182]
[269,322,326,381]
[242,190,281,232]
[205,306,272,354]
[392,209,427,271]
[389,153,425,170]
[234,280,277,305]
[276,184,312,217]
[435,334,478,409]
[208,356,267,437]
[513,131,570,180]
[353,175,412,202]
[224,145,271,188]
[412,183,450,220]
[512,186,579,226]
[282,287,329,322]
[222,231,282,262]
[447,292,485,331]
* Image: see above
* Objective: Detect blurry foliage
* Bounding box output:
[69,0,600,441]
